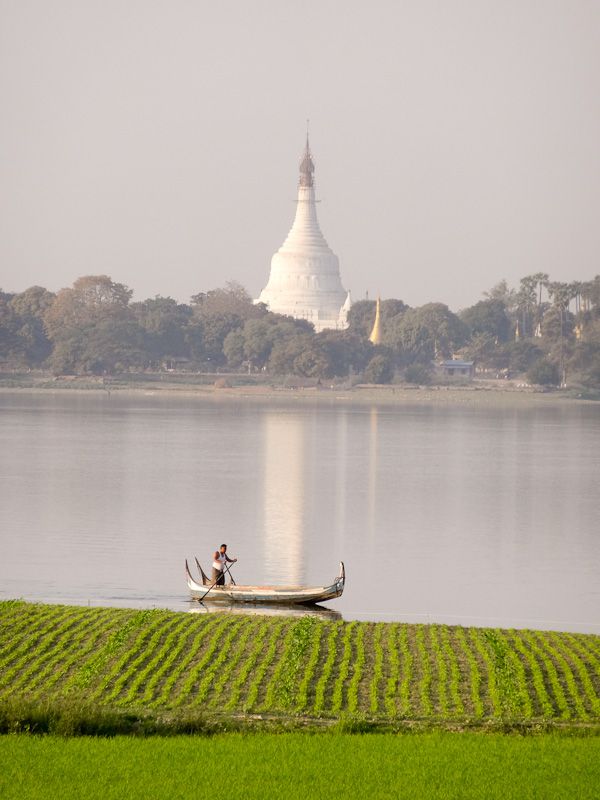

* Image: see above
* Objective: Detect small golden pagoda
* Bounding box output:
[369,297,382,345]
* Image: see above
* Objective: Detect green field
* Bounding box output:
[1,600,599,730]
[2,731,600,799]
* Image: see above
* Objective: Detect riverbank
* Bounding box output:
[1,371,598,407]
[2,600,599,734]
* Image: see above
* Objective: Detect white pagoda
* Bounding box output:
[257,136,351,332]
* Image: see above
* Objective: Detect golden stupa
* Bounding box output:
[369,297,382,345]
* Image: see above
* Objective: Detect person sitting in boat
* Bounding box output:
[212,544,237,586]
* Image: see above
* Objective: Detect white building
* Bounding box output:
[257,136,351,332]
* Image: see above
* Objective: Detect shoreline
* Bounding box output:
[1,376,598,408]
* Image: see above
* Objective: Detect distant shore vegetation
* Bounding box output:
[1,274,600,390]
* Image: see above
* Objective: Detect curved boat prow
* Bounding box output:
[185,560,204,592]
[194,557,211,586]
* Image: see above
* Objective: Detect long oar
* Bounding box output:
[198,561,237,601]
[198,571,225,602]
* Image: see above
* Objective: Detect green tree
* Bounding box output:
[316,330,372,376]
[404,363,432,384]
[364,354,393,384]
[484,280,516,309]
[293,344,330,378]
[505,340,544,373]
[515,275,538,337]
[385,303,468,363]
[223,329,246,368]
[190,281,262,320]
[131,296,191,362]
[44,275,133,338]
[347,300,376,337]
[347,298,408,339]
[0,286,55,366]
[0,294,21,361]
[527,358,560,386]
[460,299,510,342]
[43,276,141,374]
[242,319,277,369]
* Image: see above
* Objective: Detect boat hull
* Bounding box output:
[185,560,345,605]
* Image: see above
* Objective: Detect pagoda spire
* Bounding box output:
[299,128,315,188]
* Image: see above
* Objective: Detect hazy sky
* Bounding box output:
[1,1,599,311]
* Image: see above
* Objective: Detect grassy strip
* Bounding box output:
[207,618,261,708]
[495,629,533,718]
[331,622,357,714]
[564,634,600,680]
[469,628,499,717]
[0,607,91,698]
[191,619,246,707]
[225,620,270,711]
[0,603,56,665]
[535,632,588,720]
[508,630,554,718]
[522,631,570,719]
[118,614,192,706]
[440,626,464,717]
[416,626,433,717]
[295,621,323,713]
[2,731,600,800]
[430,626,448,717]
[383,624,400,717]
[397,625,413,716]
[100,612,175,703]
[24,609,123,698]
[560,634,600,716]
[76,609,157,692]
[455,627,484,719]
[313,622,341,715]
[171,615,231,707]
[138,614,204,705]
[369,624,384,714]
[0,605,82,682]
[244,619,287,711]
[151,615,223,708]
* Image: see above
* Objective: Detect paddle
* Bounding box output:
[198,560,237,601]
[198,573,223,602]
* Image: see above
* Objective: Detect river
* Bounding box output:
[0,391,599,633]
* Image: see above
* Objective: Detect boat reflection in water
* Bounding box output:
[188,602,342,622]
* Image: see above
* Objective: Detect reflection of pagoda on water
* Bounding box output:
[262,413,304,584]
[258,134,351,332]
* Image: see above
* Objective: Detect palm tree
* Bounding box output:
[518,275,538,337]
[547,282,571,385]
[532,272,550,307]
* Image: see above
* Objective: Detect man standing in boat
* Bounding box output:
[212,544,237,586]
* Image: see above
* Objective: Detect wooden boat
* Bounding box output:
[185,559,345,605]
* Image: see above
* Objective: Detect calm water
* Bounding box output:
[1,392,599,633]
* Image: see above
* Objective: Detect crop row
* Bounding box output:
[1,602,599,723]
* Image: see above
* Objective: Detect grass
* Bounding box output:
[1,600,599,732]
[1,732,600,800]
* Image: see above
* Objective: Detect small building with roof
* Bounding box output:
[439,359,475,379]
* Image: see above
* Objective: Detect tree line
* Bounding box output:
[1,273,599,387]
